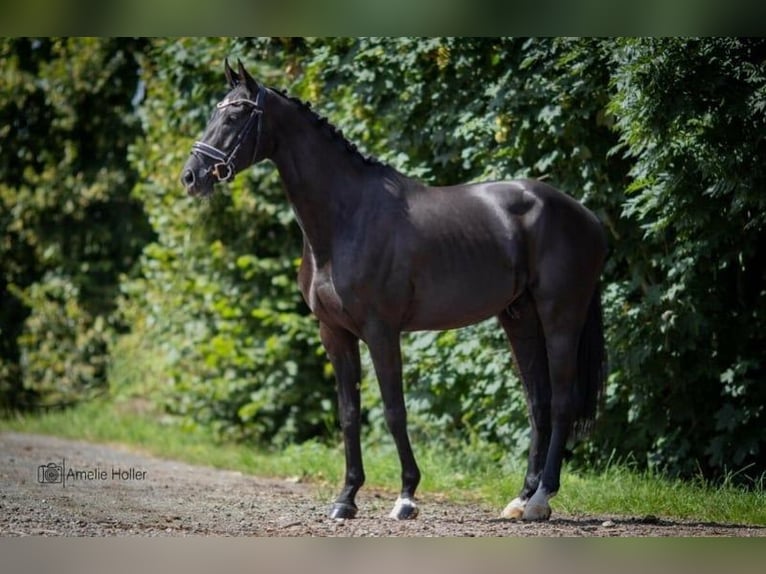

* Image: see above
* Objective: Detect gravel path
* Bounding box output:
[1,432,763,537]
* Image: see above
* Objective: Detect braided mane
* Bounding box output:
[272,88,387,168]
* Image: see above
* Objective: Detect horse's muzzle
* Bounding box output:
[181,159,214,197]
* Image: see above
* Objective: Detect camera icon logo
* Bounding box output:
[38,462,64,484]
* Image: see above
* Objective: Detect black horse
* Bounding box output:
[181,60,607,521]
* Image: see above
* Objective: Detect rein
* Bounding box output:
[191,85,266,182]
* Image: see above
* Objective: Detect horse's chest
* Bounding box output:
[309,271,342,314]
[302,264,358,331]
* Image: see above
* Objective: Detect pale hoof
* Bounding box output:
[500,497,526,520]
[522,491,552,521]
[389,496,419,520]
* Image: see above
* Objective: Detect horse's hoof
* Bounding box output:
[522,491,552,521]
[389,496,419,520]
[328,502,358,520]
[500,497,526,520]
[522,503,552,521]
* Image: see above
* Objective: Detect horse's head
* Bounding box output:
[181,59,266,197]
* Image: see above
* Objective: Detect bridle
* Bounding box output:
[190,85,266,183]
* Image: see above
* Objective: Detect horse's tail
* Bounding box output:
[573,283,607,436]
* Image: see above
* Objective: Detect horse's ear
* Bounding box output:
[224,58,238,88]
[237,59,259,94]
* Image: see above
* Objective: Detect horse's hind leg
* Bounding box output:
[522,288,591,521]
[497,292,552,520]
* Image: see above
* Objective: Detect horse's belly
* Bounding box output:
[404,310,503,332]
[403,275,521,332]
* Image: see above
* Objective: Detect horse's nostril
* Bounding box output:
[182,169,196,187]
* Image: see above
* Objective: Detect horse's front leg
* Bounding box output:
[320,323,364,520]
[364,322,421,520]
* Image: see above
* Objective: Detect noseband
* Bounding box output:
[191,85,266,183]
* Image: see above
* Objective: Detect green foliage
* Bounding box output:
[13,277,109,406]
[356,322,529,459]
[0,38,151,409]
[594,38,766,478]
[3,37,764,483]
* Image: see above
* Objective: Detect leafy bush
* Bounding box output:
[0,38,151,409]
[593,38,766,478]
[3,37,764,482]
[14,276,109,406]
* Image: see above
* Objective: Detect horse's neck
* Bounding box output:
[268,99,373,262]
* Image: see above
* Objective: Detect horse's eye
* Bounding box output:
[222,107,242,125]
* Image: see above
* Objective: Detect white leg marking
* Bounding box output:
[389,496,419,520]
[500,497,527,520]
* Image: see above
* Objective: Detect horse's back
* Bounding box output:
[411,177,607,307]
[410,177,605,258]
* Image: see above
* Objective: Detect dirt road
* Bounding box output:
[1,432,762,537]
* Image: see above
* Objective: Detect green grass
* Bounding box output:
[2,398,764,526]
